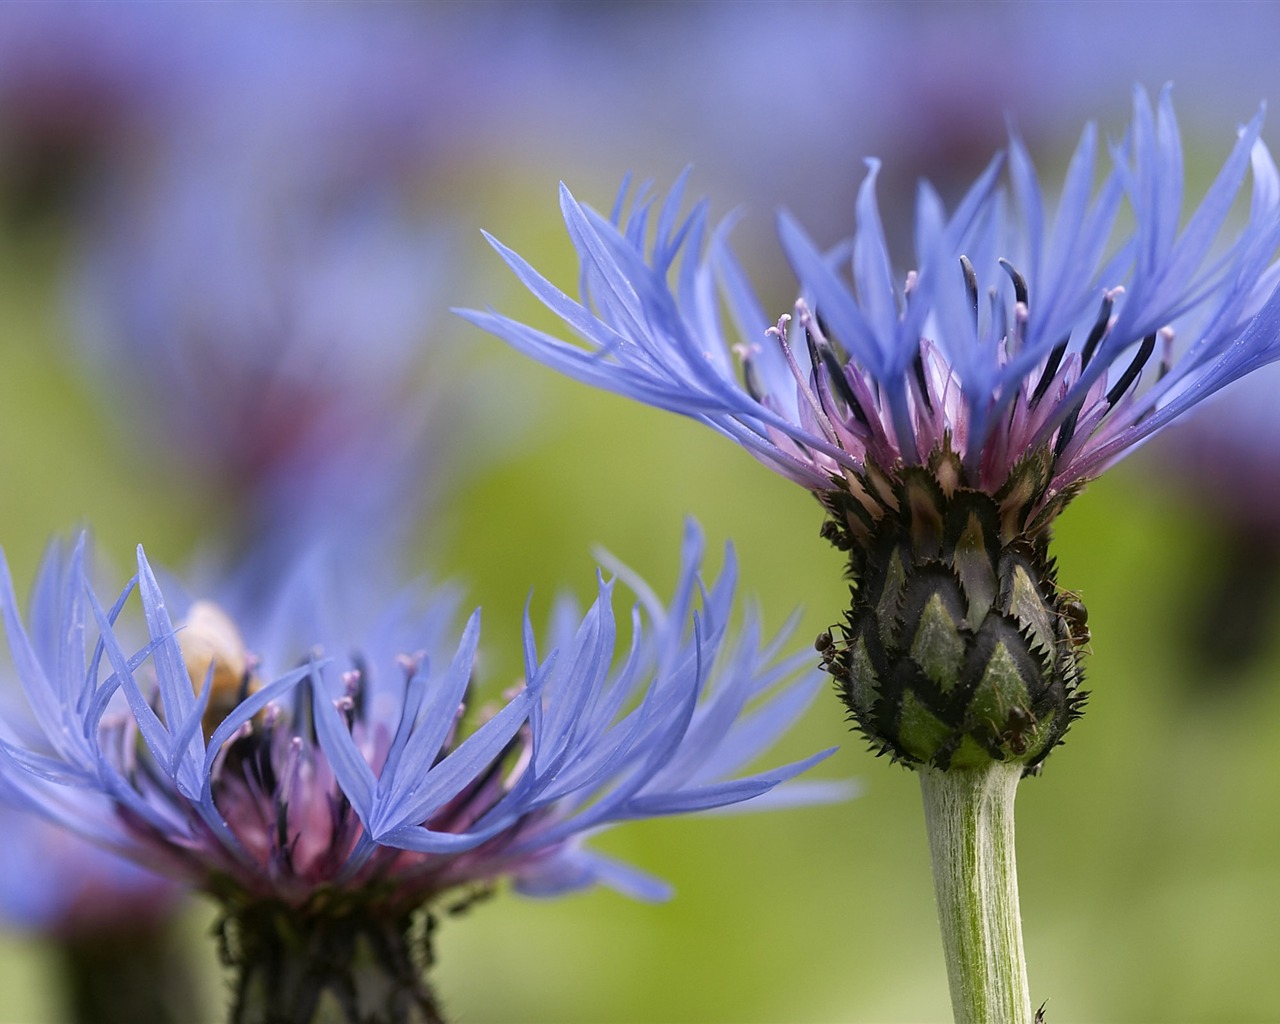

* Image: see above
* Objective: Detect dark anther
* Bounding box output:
[1104,331,1157,408]
[806,325,868,426]
[959,255,979,323]
[815,310,851,364]
[912,349,934,413]
[274,798,291,863]
[1053,405,1081,458]
[814,310,834,345]
[1031,335,1069,405]
[351,654,370,721]
[1079,294,1115,371]
[1053,293,1117,455]
[998,258,1029,307]
[235,671,253,708]
[826,354,868,427]
[803,325,843,424]
[742,356,765,403]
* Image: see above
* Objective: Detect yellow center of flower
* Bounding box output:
[177,600,260,740]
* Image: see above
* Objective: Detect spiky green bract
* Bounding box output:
[818,443,1088,773]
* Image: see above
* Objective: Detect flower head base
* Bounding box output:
[463,87,1280,771]
[817,444,1089,771]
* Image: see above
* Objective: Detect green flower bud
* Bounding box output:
[818,445,1089,773]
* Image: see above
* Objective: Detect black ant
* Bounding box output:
[983,685,1038,757]
[1001,704,1037,756]
[814,627,849,661]
[1062,598,1090,646]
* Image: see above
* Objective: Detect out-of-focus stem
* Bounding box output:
[223,902,444,1024]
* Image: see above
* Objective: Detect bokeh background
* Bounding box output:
[1,2,1279,1021]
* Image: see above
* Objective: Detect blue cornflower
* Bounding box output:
[0,523,839,1020]
[464,86,1280,525]
[463,88,1280,772]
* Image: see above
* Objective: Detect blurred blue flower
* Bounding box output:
[0,804,178,938]
[464,88,1280,532]
[1,2,500,582]
[0,3,482,193]
[0,523,840,910]
[73,148,445,568]
[0,798,198,1023]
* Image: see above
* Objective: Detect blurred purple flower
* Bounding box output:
[0,4,511,583]
[73,149,445,562]
[0,804,177,938]
[0,3,485,193]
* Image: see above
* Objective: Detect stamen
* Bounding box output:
[350,655,370,720]
[998,258,1029,307]
[959,256,979,324]
[335,695,356,732]
[742,356,765,403]
[1053,413,1078,460]
[813,309,851,365]
[1156,326,1175,381]
[1009,301,1029,361]
[275,737,303,859]
[732,342,767,402]
[1031,335,1069,405]
[1104,331,1158,407]
[912,349,935,414]
[803,320,856,435]
[990,288,1017,361]
[1079,293,1116,370]
[798,306,867,426]
[769,311,839,439]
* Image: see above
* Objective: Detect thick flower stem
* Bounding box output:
[221,902,445,1024]
[919,763,1032,1024]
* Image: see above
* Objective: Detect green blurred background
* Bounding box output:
[2,3,1280,1022]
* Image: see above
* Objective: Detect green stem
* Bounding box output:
[919,762,1032,1024]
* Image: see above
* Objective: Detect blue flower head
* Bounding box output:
[463,88,1280,772]
[0,523,840,913]
[464,86,1280,524]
